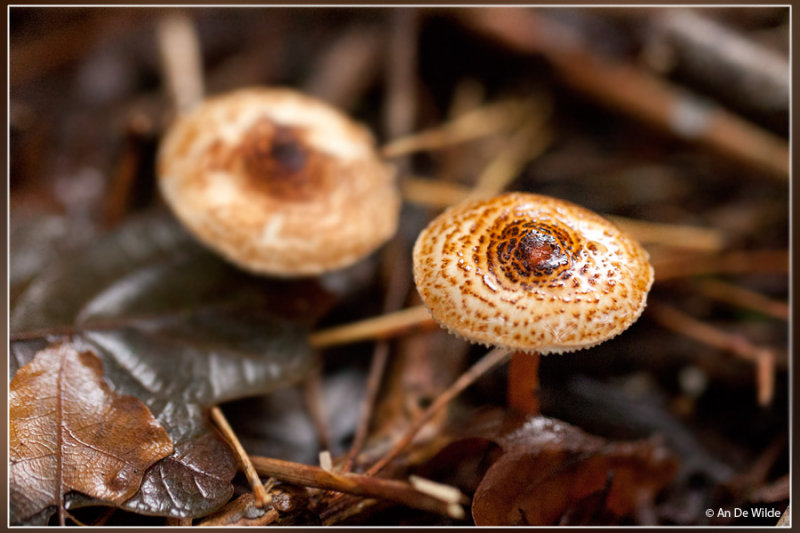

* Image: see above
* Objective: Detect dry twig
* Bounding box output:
[647,303,776,405]
[302,26,383,110]
[342,342,390,474]
[302,366,332,452]
[310,305,435,349]
[645,8,788,116]
[460,8,789,178]
[157,10,204,115]
[250,455,466,519]
[381,98,534,158]
[469,116,553,199]
[652,250,788,281]
[693,278,789,320]
[342,238,413,473]
[365,347,511,476]
[209,406,271,508]
[102,113,153,229]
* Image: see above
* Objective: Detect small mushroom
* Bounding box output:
[158,87,400,276]
[412,191,654,354]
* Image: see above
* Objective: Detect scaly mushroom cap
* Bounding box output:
[158,87,400,276]
[413,192,654,354]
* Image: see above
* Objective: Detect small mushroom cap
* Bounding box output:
[158,87,400,276]
[413,192,654,354]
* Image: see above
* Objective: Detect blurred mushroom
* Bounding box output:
[413,192,654,411]
[157,87,400,277]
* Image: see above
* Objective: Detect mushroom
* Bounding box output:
[412,191,654,411]
[157,87,401,277]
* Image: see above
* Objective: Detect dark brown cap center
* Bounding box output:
[269,128,308,175]
[519,231,571,273]
[488,219,577,289]
[237,119,327,201]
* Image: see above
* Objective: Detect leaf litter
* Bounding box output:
[471,415,679,526]
[415,411,678,526]
[10,6,789,526]
[10,342,174,525]
[10,210,335,523]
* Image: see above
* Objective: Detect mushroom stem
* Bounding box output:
[507,351,541,415]
[309,304,435,350]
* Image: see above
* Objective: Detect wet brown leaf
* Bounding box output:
[10,342,174,525]
[471,416,678,526]
[9,211,329,520]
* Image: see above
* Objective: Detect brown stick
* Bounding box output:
[652,250,788,281]
[733,434,788,491]
[209,406,270,508]
[384,8,419,146]
[606,215,725,252]
[342,232,415,474]
[460,8,788,179]
[309,304,435,349]
[469,108,552,199]
[102,113,153,230]
[250,455,466,519]
[365,347,512,477]
[647,303,776,406]
[401,177,472,207]
[302,365,332,452]
[342,341,390,473]
[157,10,204,115]
[647,8,788,116]
[302,26,383,111]
[693,278,789,320]
[381,98,532,158]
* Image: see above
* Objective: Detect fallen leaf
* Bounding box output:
[10,211,192,333]
[10,210,336,333]
[10,343,173,525]
[10,211,334,521]
[471,415,678,526]
[121,431,236,518]
[10,209,71,303]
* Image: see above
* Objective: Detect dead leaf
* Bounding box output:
[10,210,336,333]
[10,209,72,304]
[10,211,192,332]
[9,211,333,521]
[471,416,678,526]
[121,431,237,518]
[10,342,173,525]
[10,317,314,522]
